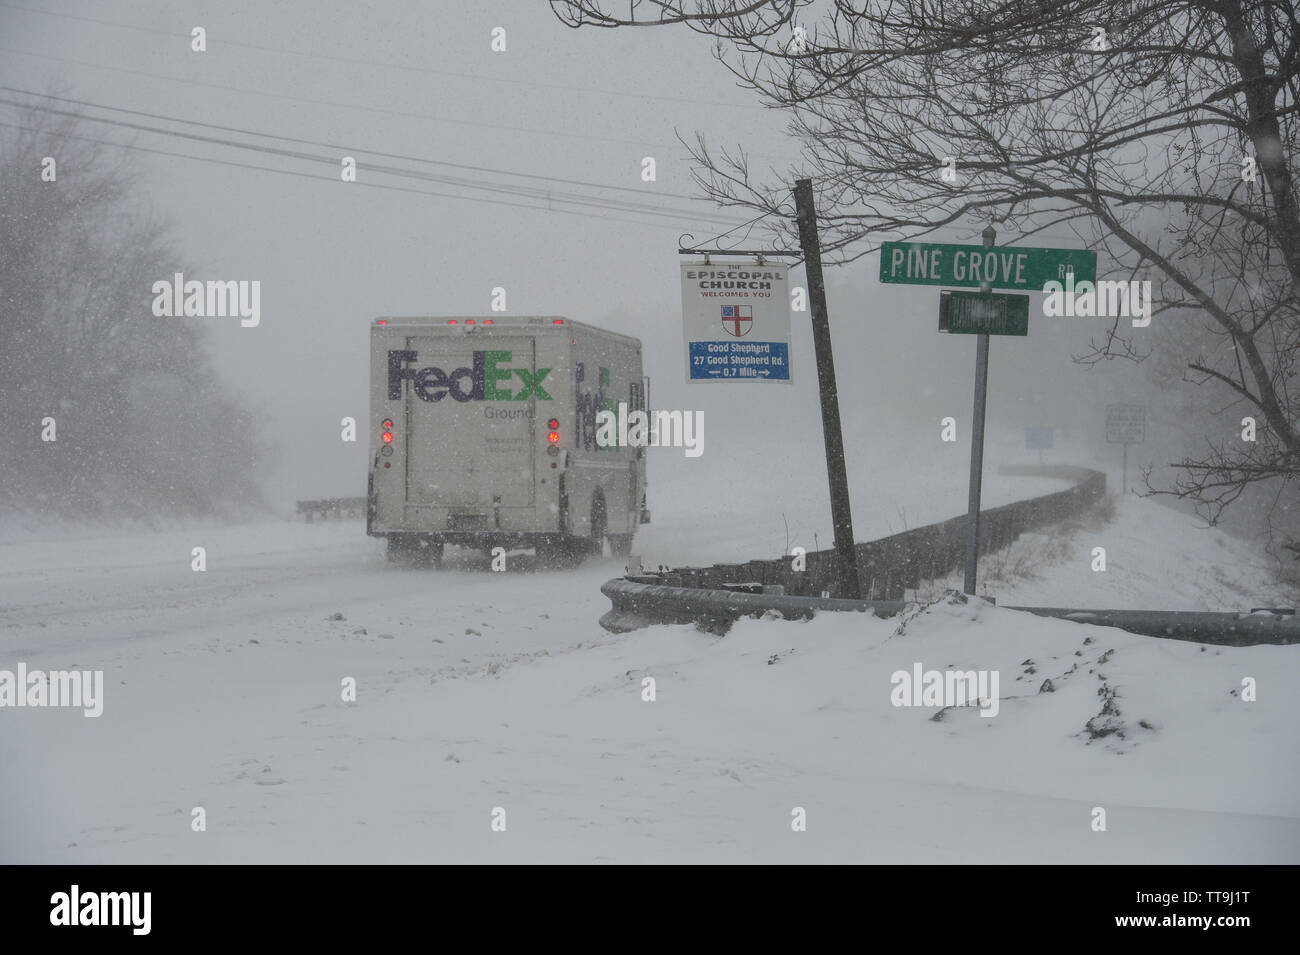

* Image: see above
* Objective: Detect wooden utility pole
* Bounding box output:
[793,179,862,599]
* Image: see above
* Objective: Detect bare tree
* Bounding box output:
[552,0,1300,524]
[0,100,264,521]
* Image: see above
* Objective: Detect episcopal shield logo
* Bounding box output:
[720,304,752,337]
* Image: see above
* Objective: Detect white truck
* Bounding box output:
[367,316,649,566]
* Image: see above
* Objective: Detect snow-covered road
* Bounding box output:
[2,478,1297,863]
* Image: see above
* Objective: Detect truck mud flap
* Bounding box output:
[366,470,377,535]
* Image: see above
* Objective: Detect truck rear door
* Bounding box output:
[401,334,539,511]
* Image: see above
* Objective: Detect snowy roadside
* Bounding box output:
[925,492,1297,611]
[3,483,1297,862]
[6,585,1295,863]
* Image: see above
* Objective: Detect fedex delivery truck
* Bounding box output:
[367,316,650,566]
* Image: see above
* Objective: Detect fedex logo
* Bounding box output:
[388,350,552,402]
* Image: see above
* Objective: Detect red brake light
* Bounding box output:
[447,319,457,324]
[382,419,393,429]
[382,432,393,443]
[483,319,493,325]
[547,431,559,444]
[547,419,559,430]
[466,319,475,325]
[552,319,564,325]
[376,319,387,325]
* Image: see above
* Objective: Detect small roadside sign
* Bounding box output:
[1106,404,1146,444]
[1026,427,1054,450]
[880,241,1097,291]
[939,291,1029,336]
[680,262,791,383]
[1107,404,1146,494]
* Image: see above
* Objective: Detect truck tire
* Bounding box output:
[417,539,444,568]
[589,495,607,557]
[388,535,443,567]
[387,534,415,562]
[608,534,633,557]
[536,537,584,568]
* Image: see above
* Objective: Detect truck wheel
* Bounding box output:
[608,534,633,557]
[388,535,443,567]
[387,534,414,562]
[536,537,583,568]
[589,496,607,556]
[416,539,444,568]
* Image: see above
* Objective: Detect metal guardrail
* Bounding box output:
[629,465,1106,602]
[1005,605,1300,646]
[599,464,1298,645]
[296,497,367,521]
[599,578,1300,645]
[600,577,905,633]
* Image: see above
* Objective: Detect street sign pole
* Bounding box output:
[1105,404,1145,494]
[793,179,862,600]
[884,232,1092,596]
[965,334,990,595]
[963,225,997,596]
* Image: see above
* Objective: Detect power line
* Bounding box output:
[0,86,705,202]
[0,96,746,226]
[0,117,739,234]
[0,44,668,152]
[0,117,720,233]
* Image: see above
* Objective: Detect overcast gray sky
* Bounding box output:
[2,0,1157,510]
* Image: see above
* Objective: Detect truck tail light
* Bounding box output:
[382,417,394,444]
[546,417,560,453]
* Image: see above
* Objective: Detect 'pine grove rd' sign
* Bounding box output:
[879,241,1097,291]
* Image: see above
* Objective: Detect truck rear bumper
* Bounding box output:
[370,502,556,537]
[373,530,581,550]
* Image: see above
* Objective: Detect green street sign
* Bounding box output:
[880,241,1096,290]
[939,291,1029,336]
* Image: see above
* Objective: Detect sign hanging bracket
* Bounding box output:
[676,209,800,259]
